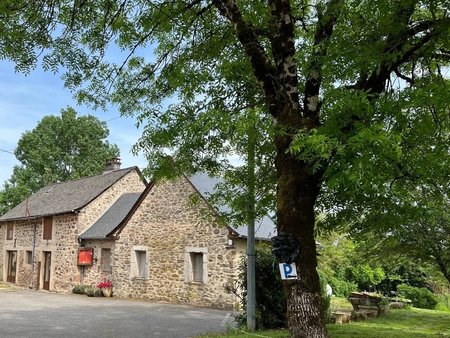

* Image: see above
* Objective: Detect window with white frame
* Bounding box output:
[191,252,204,282]
[131,246,148,279]
[185,247,208,284]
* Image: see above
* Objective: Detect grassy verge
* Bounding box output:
[328,308,450,338]
[199,308,450,338]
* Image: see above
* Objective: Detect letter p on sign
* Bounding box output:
[279,263,297,280]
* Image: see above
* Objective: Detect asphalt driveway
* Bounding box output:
[0,288,235,338]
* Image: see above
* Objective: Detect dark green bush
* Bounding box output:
[396,284,438,309]
[228,245,331,330]
[229,246,286,330]
[72,284,89,294]
[84,287,102,297]
[328,276,357,298]
[85,288,95,297]
[318,270,331,323]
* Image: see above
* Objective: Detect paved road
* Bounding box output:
[0,288,235,338]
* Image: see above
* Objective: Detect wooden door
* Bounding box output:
[7,251,17,283]
[43,251,51,290]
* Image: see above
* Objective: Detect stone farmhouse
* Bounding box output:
[0,161,275,309]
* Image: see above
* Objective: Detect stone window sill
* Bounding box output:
[189,281,205,285]
[133,277,148,281]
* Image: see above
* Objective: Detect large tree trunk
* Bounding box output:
[276,139,327,338]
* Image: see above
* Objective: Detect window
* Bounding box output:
[43,217,52,240]
[6,223,14,240]
[101,248,112,272]
[131,246,148,279]
[26,251,33,265]
[190,252,204,283]
[135,250,148,278]
[185,247,207,284]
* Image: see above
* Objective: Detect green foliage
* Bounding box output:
[434,294,450,312]
[2,1,449,335]
[397,284,438,310]
[229,246,286,330]
[328,276,357,298]
[317,270,332,322]
[317,233,387,296]
[84,287,103,297]
[72,284,89,295]
[84,287,96,297]
[347,264,386,291]
[229,246,334,329]
[199,308,450,337]
[0,107,119,214]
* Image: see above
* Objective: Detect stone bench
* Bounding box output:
[331,311,351,324]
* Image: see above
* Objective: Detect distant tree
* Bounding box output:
[0,107,119,214]
[355,196,450,285]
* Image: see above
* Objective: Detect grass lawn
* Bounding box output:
[199,308,450,338]
[329,308,450,337]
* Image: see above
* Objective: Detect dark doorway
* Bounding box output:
[7,251,17,283]
[43,251,51,290]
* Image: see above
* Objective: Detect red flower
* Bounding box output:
[97,279,113,289]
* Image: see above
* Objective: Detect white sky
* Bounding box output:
[0,61,148,184]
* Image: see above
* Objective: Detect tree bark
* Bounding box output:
[276,133,327,338]
[213,1,330,336]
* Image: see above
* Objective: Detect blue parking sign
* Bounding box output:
[279,263,297,280]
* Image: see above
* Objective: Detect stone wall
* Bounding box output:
[77,170,145,235]
[1,169,145,292]
[51,214,80,291]
[0,216,80,291]
[2,218,42,288]
[78,239,115,288]
[112,177,240,309]
[0,223,4,281]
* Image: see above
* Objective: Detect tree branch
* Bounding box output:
[212,0,280,117]
[268,0,300,116]
[303,0,343,125]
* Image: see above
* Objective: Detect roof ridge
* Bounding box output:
[0,166,141,222]
[38,166,137,190]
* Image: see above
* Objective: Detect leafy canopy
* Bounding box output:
[0,107,119,214]
[1,1,449,334]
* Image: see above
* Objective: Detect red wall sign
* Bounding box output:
[78,248,93,266]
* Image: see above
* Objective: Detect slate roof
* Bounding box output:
[79,193,141,240]
[188,172,277,240]
[81,172,277,242]
[0,167,139,222]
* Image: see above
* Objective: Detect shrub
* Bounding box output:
[435,294,450,312]
[396,284,438,309]
[228,245,332,330]
[328,276,357,298]
[318,270,331,322]
[72,284,89,294]
[84,287,103,297]
[227,246,286,330]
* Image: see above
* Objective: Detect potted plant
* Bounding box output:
[97,279,113,297]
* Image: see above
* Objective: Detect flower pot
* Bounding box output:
[102,287,112,297]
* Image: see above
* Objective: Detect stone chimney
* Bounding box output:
[104,157,121,173]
